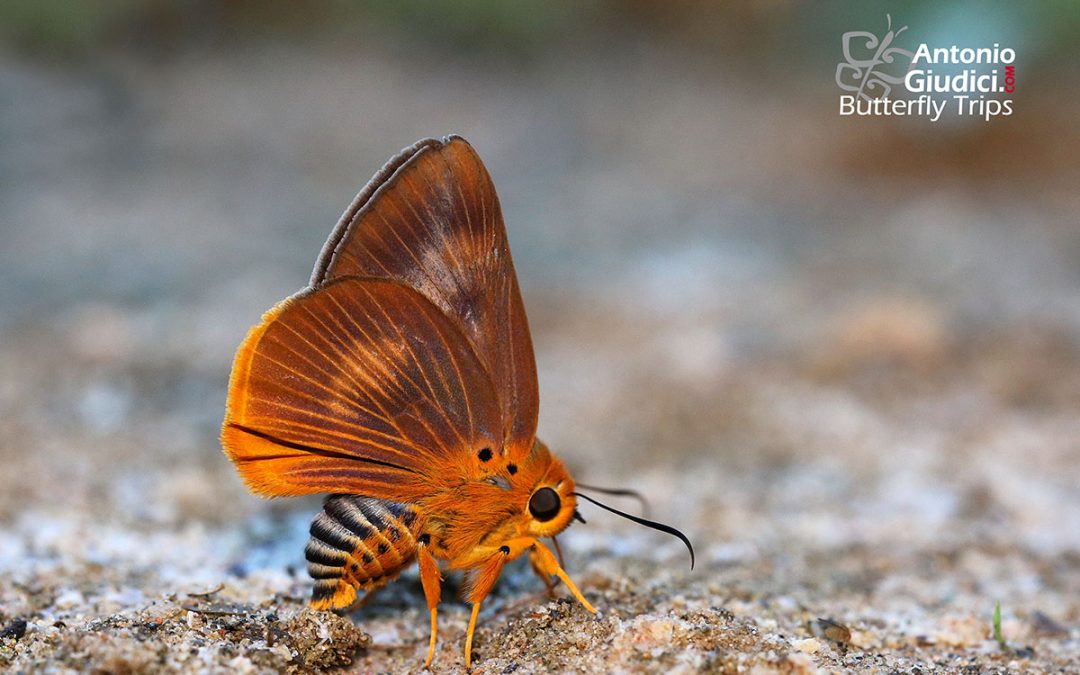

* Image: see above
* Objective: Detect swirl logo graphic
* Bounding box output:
[836,14,914,101]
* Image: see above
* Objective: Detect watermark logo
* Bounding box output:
[836,15,914,101]
[836,14,1016,122]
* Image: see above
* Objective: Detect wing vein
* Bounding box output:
[227,423,418,475]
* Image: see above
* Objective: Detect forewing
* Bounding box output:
[222,277,502,499]
[311,136,538,462]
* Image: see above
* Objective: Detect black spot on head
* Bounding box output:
[378,543,388,554]
[478,447,493,462]
[528,487,562,522]
[499,545,510,555]
[418,533,431,546]
[507,464,518,475]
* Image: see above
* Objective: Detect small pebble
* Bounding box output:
[793,637,821,654]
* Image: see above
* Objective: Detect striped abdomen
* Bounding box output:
[306,495,423,609]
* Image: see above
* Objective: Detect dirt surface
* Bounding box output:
[2,13,1080,674]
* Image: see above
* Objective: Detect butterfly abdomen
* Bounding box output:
[306,495,423,610]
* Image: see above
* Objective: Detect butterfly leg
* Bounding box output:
[417,540,442,668]
[552,535,566,569]
[463,546,510,668]
[530,541,596,614]
[529,553,557,597]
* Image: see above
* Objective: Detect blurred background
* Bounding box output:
[1,1,1078,671]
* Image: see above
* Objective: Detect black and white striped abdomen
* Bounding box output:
[306,495,423,609]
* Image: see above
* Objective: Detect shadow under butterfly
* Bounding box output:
[221,135,694,668]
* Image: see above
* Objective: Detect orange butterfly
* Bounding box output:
[221,136,692,668]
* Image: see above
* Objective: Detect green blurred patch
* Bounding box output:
[2,1,1076,66]
[0,0,594,59]
[0,0,147,56]
[354,0,588,56]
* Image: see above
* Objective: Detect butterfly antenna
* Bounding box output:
[573,492,695,570]
[574,483,651,518]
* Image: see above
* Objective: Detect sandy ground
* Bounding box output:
[2,35,1079,674]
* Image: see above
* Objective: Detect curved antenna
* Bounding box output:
[573,492,695,570]
[574,483,651,518]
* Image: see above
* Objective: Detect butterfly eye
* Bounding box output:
[528,487,561,522]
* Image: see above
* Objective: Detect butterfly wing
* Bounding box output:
[311,136,539,463]
[222,276,502,499]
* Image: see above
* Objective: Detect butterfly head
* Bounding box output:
[519,440,579,539]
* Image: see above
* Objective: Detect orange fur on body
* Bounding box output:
[416,440,578,571]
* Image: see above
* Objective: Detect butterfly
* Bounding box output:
[221,136,693,668]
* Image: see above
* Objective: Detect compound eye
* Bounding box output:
[528,487,561,522]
